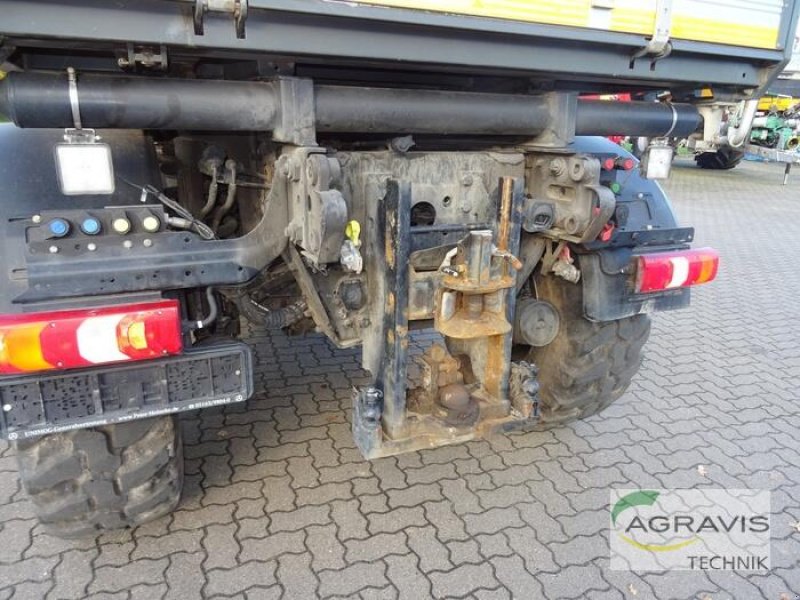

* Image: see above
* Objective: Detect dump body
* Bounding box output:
[1,0,797,95]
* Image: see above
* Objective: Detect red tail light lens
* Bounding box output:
[635,248,719,293]
[0,300,182,375]
[602,157,635,171]
[616,157,635,171]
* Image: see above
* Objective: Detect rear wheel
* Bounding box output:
[526,274,651,425]
[15,415,183,538]
[695,147,745,170]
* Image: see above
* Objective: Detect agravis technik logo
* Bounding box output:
[609,489,770,571]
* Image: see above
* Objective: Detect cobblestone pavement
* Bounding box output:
[1,159,799,599]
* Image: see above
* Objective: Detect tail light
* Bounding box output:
[601,157,635,171]
[635,248,719,293]
[615,157,635,171]
[0,300,182,375]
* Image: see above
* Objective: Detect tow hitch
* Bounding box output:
[353,177,541,458]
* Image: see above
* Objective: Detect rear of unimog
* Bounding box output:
[0,0,796,536]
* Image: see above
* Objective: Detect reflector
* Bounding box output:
[0,300,182,375]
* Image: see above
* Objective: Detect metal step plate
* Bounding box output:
[0,343,253,441]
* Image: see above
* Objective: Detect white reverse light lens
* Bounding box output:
[55,143,115,195]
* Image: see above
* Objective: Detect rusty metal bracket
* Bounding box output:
[630,0,673,69]
[540,240,567,274]
[354,176,541,459]
[282,244,340,344]
[193,0,248,38]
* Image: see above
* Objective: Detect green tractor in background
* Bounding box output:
[695,94,800,170]
[748,107,800,151]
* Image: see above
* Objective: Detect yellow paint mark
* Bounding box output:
[346,0,779,49]
[610,9,778,49]
[618,533,700,552]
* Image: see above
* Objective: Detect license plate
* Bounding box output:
[0,343,253,440]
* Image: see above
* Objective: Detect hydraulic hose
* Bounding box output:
[236,297,308,330]
[184,287,219,331]
[725,99,759,148]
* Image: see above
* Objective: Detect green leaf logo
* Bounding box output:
[611,490,660,525]
[612,490,700,552]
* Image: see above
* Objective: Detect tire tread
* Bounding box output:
[15,416,182,538]
[528,274,651,425]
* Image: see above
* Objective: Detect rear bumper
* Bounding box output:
[0,343,253,441]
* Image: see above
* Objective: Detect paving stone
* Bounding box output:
[368,506,427,534]
[0,519,33,563]
[429,563,498,598]
[231,461,287,483]
[89,558,169,594]
[132,530,203,560]
[47,548,98,600]
[238,531,306,563]
[296,481,353,507]
[11,581,54,600]
[205,561,277,597]
[406,527,453,573]
[164,551,206,600]
[446,538,482,565]
[384,554,431,600]
[202,523,240,570]
[306,524,346,571]
[287,456,320,488]
[317,562,388,598]
[171,503,236,531]
[387,483,443,509]
[276,552,318,598]
[270,505,330,533]
[345,532,408,563]
[463,507,524,536]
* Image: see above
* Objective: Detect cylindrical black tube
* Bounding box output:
[0,71,701,137]
[315,85,551,135]
[0,72,279,130]
[575,99,701,138]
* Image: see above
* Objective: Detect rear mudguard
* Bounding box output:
[571,136,692,321]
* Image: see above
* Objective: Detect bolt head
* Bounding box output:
[87,243,97,252]
[48,245,59,254]
[32,215,42,224]
[123,240,133,249]
[143,239,153,248]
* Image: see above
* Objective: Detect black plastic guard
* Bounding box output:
[580,251,690,322]
[572,137,694,322]
[0,343,254,441]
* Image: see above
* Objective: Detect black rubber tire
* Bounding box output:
[15,416,183,538]
[695,148,745,170]
[526,274,651,425]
